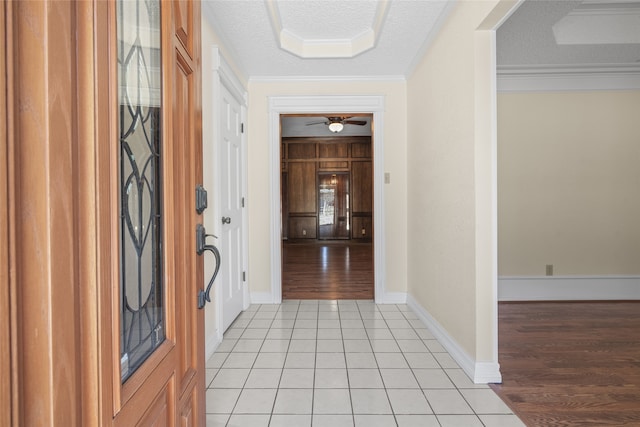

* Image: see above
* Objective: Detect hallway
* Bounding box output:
[205,300,524,427]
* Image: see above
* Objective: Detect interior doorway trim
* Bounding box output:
[268,95,387,303]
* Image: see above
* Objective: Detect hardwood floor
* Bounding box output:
[491,301,640,426]
[282,241,374,300]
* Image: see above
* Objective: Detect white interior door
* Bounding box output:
[220,84,244,331]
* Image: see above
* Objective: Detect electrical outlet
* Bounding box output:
[302,229,306,236]
[546,264,553,276]
[361,228,366,235]
[384,172,390,184]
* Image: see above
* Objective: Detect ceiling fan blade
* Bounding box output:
[343,120,367,126]
[305,121,329,126]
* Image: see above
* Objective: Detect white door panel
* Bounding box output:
[220,85,244,331]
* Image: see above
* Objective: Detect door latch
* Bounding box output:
[196,184,208,214]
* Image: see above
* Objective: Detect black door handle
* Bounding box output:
[196,224,221,309]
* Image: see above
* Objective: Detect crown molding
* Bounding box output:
[249,75,406,84]
[265,0,390,59]
[497,63,640,92]
[202,2,249,83]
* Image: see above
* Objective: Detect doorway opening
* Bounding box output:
[267,95,387,304]
[280,114,374,300]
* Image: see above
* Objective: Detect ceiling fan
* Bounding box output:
[305,116,367,133]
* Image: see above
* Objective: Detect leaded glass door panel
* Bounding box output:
[110,0,204,425]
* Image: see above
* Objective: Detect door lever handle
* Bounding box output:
[222,216,231,224]
[196,224,221,309]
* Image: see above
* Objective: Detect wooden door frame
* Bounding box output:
[3,1,89,424]
[0,4,13,425]
[268,95,393,304]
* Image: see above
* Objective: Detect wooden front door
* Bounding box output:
[111,0,204,425]
[2,1,204,425]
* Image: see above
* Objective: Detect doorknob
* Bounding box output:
[222,216,231,224]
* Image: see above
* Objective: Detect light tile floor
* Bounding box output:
[206,300,525,427]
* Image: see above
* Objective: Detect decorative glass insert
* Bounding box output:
[319,186,336,226]
[117,0,164,382]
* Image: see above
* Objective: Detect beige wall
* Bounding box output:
[498,91,640,276]
[406,0,507,365]
[247,80,408,295]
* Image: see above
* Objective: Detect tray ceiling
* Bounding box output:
[202,0,451,79]
[203,0,640,80]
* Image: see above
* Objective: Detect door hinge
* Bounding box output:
[242,271,246,282]
[240,123,244,133]
[241,197,245,208]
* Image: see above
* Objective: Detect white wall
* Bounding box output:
[247,80,408,299]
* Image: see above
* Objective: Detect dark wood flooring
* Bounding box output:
[491,301,640,426]
[282,241,374,300]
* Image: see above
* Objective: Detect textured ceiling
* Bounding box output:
[204,0,640,79]
[277,1,378,40]
[202,0,640,135]
[202,0,451,78]
[497,0,640,67]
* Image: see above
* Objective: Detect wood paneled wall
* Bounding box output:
[281,136,373,241]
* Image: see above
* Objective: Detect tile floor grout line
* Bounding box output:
[340,300,357,427]
[267,301,295,427]
[222,304,257,425]
[310,300,318,426]
[397,303,438,418]
[346,301,355,427]
[376,302,404,426]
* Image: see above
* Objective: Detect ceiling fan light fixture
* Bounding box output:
[328,122,344,133]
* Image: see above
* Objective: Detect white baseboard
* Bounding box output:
[474,362,503,384]
[498,276,640,301]
[250,291,276,304]
[376,292,407,304]
[406,294,502,384]
[205,330,222,362]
